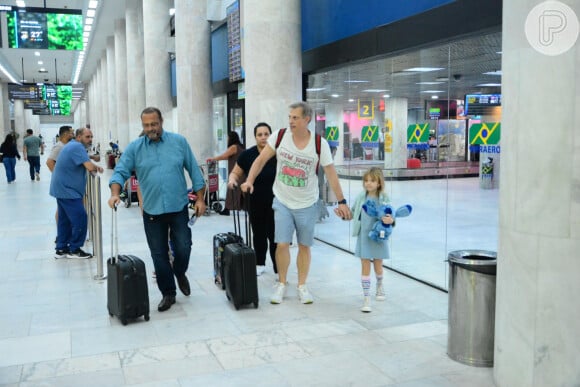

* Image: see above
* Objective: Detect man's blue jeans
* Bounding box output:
[27,155,40,179]
[56,198,88,251]
[142,205,192,297]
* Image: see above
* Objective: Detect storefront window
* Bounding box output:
[309,32,501,290]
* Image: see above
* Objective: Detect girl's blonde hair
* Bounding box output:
[362,167,385,193]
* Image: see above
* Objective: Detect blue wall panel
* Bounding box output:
[211,24,229,83]
[302,0,455,51]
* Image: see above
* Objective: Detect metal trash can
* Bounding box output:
[447,250,497,367]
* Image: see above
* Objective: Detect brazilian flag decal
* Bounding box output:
[469,123,501,145]
[325,126,339,141]
[407,123,429,143]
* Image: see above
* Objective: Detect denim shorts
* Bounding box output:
[272,197,318,246]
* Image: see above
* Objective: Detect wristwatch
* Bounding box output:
[338,199,347,205]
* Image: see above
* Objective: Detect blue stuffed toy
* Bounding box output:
[362,199,412,242]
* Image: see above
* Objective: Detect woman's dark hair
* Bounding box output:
[3,133,15,145]
[227,131,243,147]
[253,122,272,136]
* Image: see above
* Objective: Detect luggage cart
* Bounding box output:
[202,160,224,214]
[122,173,140,208]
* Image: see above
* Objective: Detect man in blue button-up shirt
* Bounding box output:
[108,107,206,312]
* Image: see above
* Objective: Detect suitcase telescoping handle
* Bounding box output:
[111,206,119,264]
[232,186,252,247]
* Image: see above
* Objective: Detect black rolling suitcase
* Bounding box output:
[213,232,243,289]
[223,192,259,310]
[107,208,150,325]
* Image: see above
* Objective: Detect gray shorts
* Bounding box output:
[272,197,318,246]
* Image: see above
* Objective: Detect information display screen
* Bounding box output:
[464,94,501,116]
[5,7,83,50]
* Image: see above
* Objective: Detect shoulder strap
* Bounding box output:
[275,128,286,149]
[315,134,321,174]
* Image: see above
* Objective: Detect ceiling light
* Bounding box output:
[420,90,444,93]
[416,82,443,85]
[306,87,325,91]
[84,25,92,32]
[83,32,90,38]
[362,89,388,92]
[403,67,444,72]
[496,51,502,54]
[87,9,96,17]
[38,61,43,65]
[348,99,355,102]
[88,1,98,9]
[169,8,175,16]
[344,80,369,83]
[16,1,25,7]
[34,52,40,56]
[86,17,94,25]
[331,94,340,98]
[476,83,501,87]
[383,94,390,98]
[431,95,439,99]
[483,70,502,76]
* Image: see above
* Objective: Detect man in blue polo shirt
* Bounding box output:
[108,107,206,312]
[50,127,103,259]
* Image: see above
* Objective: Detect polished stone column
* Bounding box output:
[115,19,129,148]
[106,36,118,145]
[13,100,24,148]
[242,0,302,145]
[384,97,408,169]
[494,1,580,386]
[174,0,212,159]
[98,57,109,144]
[73,100,87,129]
[325,103,344,164]
[142,0,173,124]
[126,0,145,139]
[0,83,10,138]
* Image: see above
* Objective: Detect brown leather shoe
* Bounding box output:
[157,295,176,312]
[177,275,191,296]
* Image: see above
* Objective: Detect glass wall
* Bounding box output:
[310,32,501,290]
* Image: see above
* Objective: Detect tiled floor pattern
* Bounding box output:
[0,159,495,386]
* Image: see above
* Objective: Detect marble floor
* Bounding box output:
[0,158,495,386]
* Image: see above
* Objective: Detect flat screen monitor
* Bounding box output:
[464,94,501,116]
[424,99,460,120]
[5,7,83,50]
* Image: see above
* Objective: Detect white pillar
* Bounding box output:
[494,1,580,386]
[106,36,118,143]
[174,0,212,159]
[242,0,302,145]
[325,103,344,164]
[100,56,110,143]
[142,0,173,120]
[126,0,145,139]
[0,83,10,138]
[384,97,408,169]
[14,100,25,148]
[115,19,129,148]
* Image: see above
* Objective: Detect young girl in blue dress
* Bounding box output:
[350,167,394,312]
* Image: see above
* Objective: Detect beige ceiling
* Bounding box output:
[1,2,501,114]
[0,0,125,89]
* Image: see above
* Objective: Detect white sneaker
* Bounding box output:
[35,172,40,181]
[376,283,386,301]
[361,296,372,313]
[270,282,287,304]
[256,265,266,276]
[297,284,313,304]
